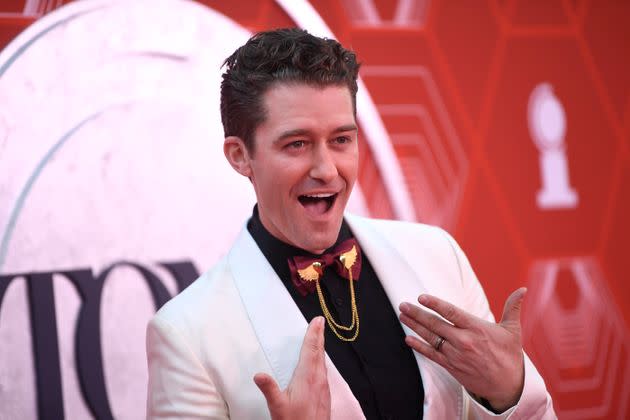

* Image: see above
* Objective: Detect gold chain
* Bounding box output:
[299,249,360,342]
[315,269,359,341]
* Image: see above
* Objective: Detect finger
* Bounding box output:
[399,302,456,341]
[500,287,527,329]
[404,335,449,368]
[253,373,282,405]
[295,317,329,398]
[314,317,326,366]
[399,312,445,351]
[416,294,476,328]
[297,317,326,368]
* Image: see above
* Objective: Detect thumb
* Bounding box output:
[254,373,282,405]
[500,287,527,329]
[298,317,325,366]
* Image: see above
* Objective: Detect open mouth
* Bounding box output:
[298,193,338,215]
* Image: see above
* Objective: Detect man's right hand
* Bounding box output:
[254,316,331,420]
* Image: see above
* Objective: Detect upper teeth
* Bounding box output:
[305,193,335,198]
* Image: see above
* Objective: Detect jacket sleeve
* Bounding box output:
[441,230,556,420]
[146,315,229,419]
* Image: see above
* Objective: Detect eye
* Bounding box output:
[287,140,306,149]
[333,136,351,144]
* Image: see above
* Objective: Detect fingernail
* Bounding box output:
[399,302,409,312]
[418,295,428,305]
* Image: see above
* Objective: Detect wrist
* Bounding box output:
[470,375,524,412]
[484,371,525,412]
[487,351,526,412]
[485,394,519,413]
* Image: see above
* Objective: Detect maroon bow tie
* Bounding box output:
[288,238,362,296]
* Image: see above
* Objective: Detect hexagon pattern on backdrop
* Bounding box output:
[1,0,628,419]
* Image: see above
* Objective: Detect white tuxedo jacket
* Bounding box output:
[146,215,556,419]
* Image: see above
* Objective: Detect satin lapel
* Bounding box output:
[228,227,305,389]
[345,214,440,414]
[345,214,429,323]
[228,227,365,419]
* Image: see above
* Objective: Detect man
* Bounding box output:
[146,28,555,419]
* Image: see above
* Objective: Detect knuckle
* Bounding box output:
[305,338,321,354]
[444,305,457,322]
[459,335,475,351]
[428,316,441,334]
[306,373,318,387]
[318,380,329,395]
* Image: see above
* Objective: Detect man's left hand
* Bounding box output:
[399,288,527,412]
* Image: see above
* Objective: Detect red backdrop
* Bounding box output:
[1,0,628,418]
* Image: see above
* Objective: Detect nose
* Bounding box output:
[309,144,338,183]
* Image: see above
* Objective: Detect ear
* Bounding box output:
[224,136,253,178]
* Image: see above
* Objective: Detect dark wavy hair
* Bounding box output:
[220,28,360,153]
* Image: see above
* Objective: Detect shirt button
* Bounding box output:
[335,297,344,306]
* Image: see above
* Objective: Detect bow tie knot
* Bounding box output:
[287,238,363,342]
[287,238,362,296]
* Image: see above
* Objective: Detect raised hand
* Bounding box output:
[254,316,331,420]
[399,288,527,412]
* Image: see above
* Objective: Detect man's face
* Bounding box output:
[247,83,359,254]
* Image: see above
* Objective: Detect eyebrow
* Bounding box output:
[274,124,358,144]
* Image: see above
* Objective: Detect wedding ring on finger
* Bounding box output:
[434,336,446,351]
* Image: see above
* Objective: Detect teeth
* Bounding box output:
[304,193,335,198]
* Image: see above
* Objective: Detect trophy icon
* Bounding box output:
[528,83,578,210]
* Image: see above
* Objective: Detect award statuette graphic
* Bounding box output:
[528,83,579,210]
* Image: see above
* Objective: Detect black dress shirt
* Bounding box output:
[247,207,424,420]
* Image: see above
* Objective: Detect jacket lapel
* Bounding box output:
[345,214,429,324]
[228,226,365,419]
[346,214,447,416]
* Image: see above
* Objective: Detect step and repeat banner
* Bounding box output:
[0,0,628,419]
